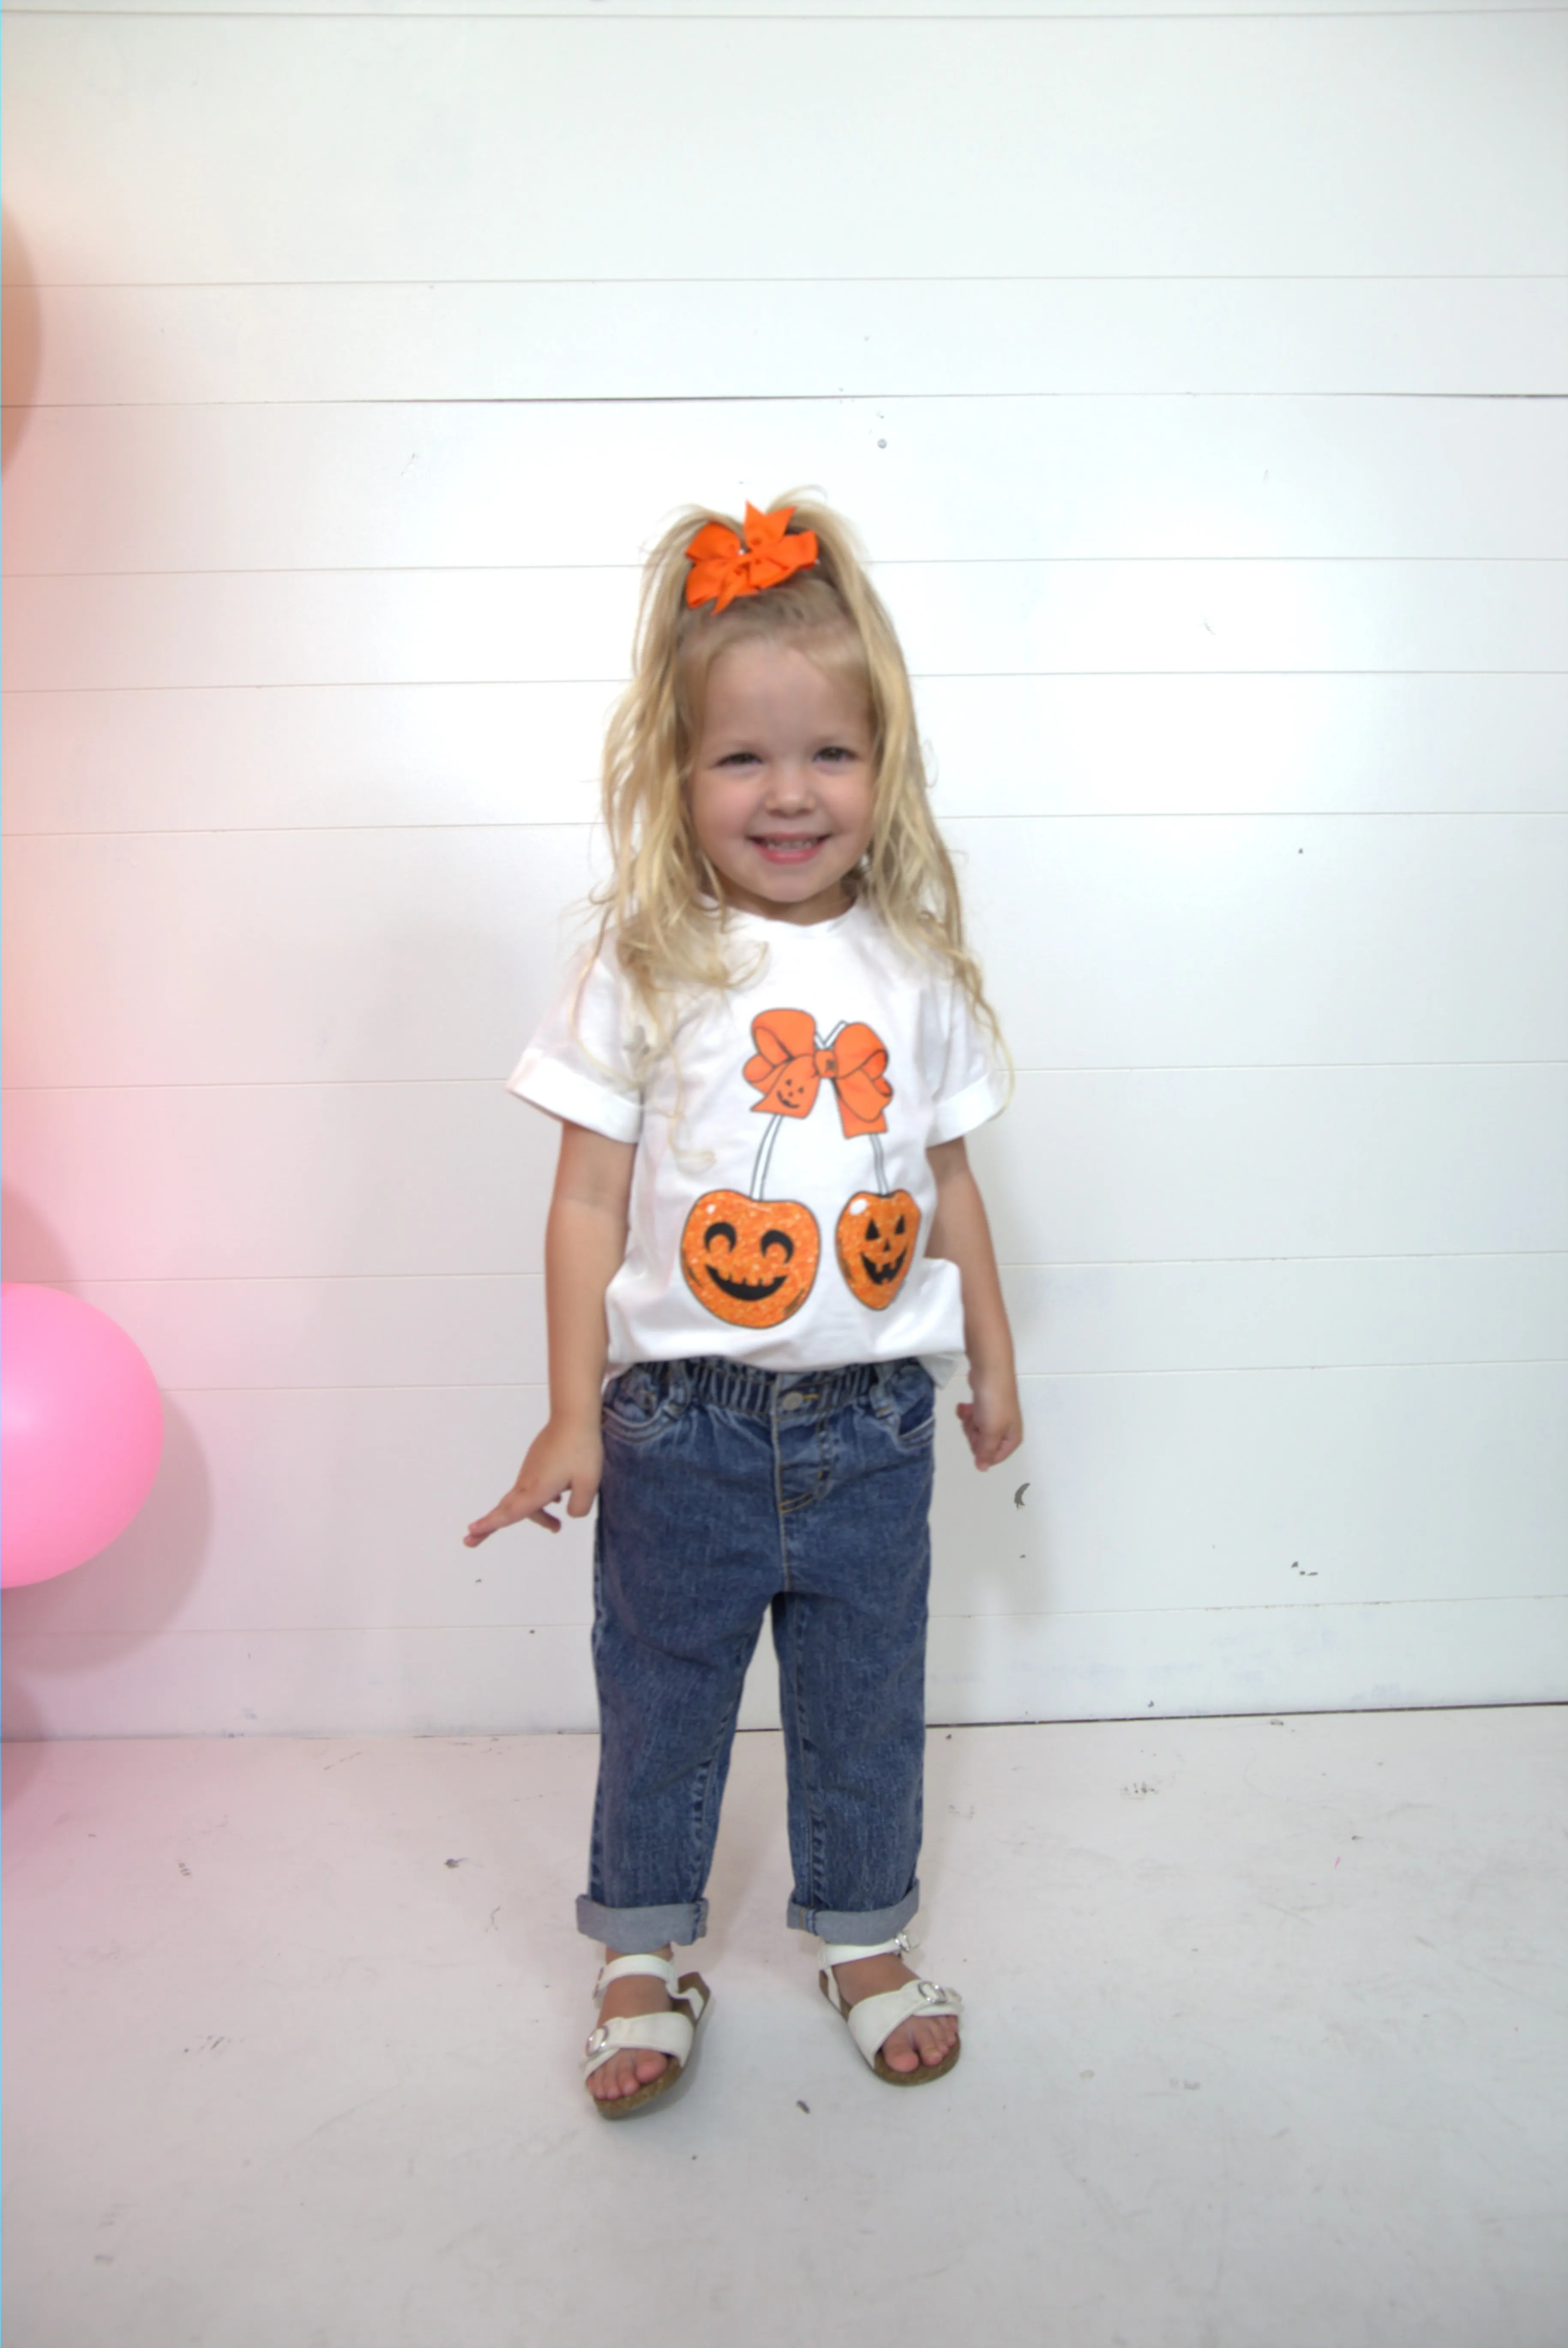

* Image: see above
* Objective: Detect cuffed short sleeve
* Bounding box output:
[928,1064,1008,1144]
[924,973,1007,1144]
[506,949,643,1142]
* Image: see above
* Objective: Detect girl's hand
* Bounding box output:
[956,1368,1024,1471]
[464,1417,603,1544]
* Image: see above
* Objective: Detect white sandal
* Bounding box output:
[582,1952,711,2120]
[819,1931,963,2086]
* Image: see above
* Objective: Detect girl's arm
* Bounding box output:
[464,1121,636,1543]
[925,1136,1024,1471]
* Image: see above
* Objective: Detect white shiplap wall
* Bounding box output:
[3,0,1565,1737]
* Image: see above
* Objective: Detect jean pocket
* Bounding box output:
[601,1366,682,1447]
[872,1361,936,1453]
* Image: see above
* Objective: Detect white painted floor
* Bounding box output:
[4,1708,1565,2348]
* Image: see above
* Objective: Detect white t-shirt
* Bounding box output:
[508,900,1006,1378]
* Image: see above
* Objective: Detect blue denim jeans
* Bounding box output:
[577,1354,936,1950]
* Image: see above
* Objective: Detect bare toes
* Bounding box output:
[591,2049,667,2100]
[914,2019,957,2066]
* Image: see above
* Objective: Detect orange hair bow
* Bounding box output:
[685,503,820,613]
[744,1009,891,1138]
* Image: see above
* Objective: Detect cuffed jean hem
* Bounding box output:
[785,1881,920,1942]
[576,1893,709,1948]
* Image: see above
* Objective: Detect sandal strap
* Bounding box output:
[819,1930,911,1969]
[592,1952,681,2000]
[582,2008,694,2081]
[837,1978,964,2069]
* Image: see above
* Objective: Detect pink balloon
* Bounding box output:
[2,1284,164,1587]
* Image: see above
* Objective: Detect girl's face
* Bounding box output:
[688,637,875,925]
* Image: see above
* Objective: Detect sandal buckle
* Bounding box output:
[915,1979,959,2008]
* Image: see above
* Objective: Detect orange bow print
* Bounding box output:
[744,1009,892,1138]
[685,504,820,613]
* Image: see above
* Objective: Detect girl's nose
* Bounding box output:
[764,761,815,808]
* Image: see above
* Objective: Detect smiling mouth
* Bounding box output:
[750,835,828,863]
[706,1267,790,1302]
[859,1251,909,1286]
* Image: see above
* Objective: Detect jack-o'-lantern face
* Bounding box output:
[680,1191,820,1329]
[835,1190,920,1311]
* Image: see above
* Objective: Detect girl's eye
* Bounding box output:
[817,745,858,764]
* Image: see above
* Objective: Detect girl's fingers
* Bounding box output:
[955,1402,1022,1468]
[957,1396,1024,1468]
[466,1467,598,1541]
[464,1488,556,1543]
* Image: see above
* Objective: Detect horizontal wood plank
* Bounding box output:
[8,561,1564,694]
[974,1066,1568,1264]
[9,279,1565,405]
[7,398,1565,573]
[7,15,1563,280]
[3,824,600,1087]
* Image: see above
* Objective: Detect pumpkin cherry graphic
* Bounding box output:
[836,1190,920,1309]
[679,1006,909,1327]
[680,1192,819,1329]
[679,1104,820,1330]
[835,1135,920,1311]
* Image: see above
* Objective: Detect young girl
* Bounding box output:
[466,496,1021,2117]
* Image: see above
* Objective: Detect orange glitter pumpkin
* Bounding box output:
[835,1189,920,1311]
[680,1191,820,1330]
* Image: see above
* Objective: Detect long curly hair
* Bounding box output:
[589,492,1004,1072]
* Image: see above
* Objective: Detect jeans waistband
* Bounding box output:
[622,1355,922,1421]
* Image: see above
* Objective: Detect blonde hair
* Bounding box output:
[591,492,1004,1071]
